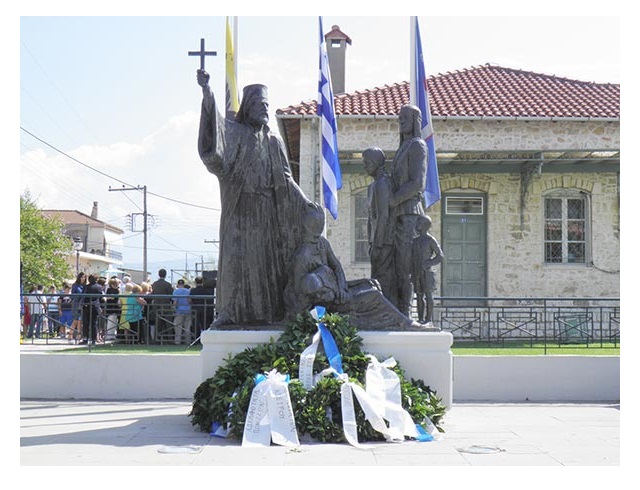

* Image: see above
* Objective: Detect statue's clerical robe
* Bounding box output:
[198,91,309,326]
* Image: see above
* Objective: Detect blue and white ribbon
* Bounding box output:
[365,355,438,441]
[300,307,439,446]
[300,306,344,389]
[242,370,300,448]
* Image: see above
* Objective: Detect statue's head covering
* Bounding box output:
[236,84,269,124]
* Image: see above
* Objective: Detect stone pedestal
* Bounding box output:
[201,328,453,408]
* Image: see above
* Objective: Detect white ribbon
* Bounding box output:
[298,307,439,446]
[366,355,441,441]
[241,370,300,448]
[337,371,398,448]
[299,329,322,390]
[365,355,420,440]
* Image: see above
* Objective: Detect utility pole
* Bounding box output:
[109,185,148,280]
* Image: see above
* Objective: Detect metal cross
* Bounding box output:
[188,38,217,70]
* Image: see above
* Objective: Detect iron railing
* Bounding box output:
[431,296,620,349]
[20,293,619,351]
[20,293,215,349]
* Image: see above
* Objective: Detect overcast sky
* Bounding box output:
[13,2,625,279]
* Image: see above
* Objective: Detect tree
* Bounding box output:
[20,192,73,288]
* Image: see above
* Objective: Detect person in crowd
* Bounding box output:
[190,276,215,342]
[22,289,31,339]
[172,279,192,345]
[81,274,104,345]
[46,285,60,336]
[124,284,147,344]
[27,285,45,338]
[139,282,153,343]
[120,274,134,292]
[69,272,86,341]
[58,284,73,338]
[151,269,174,341]
[104,277,121,341]
[118,282,132,343]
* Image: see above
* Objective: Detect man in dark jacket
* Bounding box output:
[189,276,215,341]
[150,269,174,342]
[81,275,104,344]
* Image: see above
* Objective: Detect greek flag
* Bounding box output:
[317,16,342,220]
[411,16,441,208]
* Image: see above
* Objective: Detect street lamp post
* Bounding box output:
[73,237,84,274]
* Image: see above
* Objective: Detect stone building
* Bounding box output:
[276,63,620,300]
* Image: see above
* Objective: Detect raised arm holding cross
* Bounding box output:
[190,38,217,114]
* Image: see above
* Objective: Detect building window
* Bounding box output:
[544,192,589,264]
[445,196,484,215]
[353,191,369,263]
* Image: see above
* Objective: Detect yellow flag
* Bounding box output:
[225,17,239,118]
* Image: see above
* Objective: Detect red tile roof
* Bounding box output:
[276,64,620,119]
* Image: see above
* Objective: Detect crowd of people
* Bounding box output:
[21,268,215,346]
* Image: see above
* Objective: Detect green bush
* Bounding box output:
[189,312,446,443]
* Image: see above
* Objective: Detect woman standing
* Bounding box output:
[104,277,121,341]
[69,272,86,341]
[124,284,147,344]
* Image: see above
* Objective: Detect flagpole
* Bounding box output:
[233,16,238,86]
[410,16,417,106]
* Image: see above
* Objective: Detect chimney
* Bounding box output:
[91,201,98,219]
[325,25,351,94]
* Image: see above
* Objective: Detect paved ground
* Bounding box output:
[20,399,619,467]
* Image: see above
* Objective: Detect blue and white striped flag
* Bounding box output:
[317,16,342,220]
[411,16,441,209]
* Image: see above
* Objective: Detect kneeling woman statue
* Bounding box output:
[285,202,431,331]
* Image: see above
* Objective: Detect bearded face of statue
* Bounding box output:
[245,96,269,127]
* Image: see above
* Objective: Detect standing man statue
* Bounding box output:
[363,147,396,305]
[196,69,310,328]
[389,105,427,317]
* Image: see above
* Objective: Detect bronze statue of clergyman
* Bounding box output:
[196,69,310,328]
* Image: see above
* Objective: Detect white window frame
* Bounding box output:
[445,196,484,215]
[353,189,369,263]
[543,190,591,265]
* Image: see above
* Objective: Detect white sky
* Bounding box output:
[10,1,628,278]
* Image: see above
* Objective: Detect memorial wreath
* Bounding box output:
[190,310,446,445]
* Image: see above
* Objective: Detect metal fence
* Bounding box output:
[431,296,620,348]
[20,293,215,348]
[20,293,619,350]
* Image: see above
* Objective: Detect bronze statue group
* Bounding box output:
[196,69,442,330]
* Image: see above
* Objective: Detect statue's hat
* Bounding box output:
[242,84,268,100]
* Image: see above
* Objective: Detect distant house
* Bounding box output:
[276,27,619,300]
[43,201,125,278]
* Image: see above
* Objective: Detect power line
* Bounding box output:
[20,126,220,212]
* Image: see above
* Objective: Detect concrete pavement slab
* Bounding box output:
[20,399,620,467]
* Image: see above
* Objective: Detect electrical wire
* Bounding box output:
[20,126,220,212]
